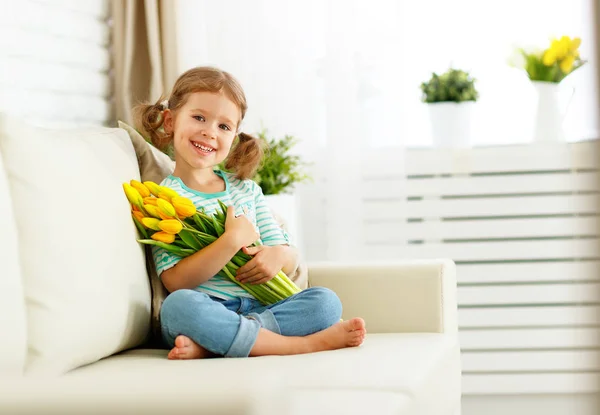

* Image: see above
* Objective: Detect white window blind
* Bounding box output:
[0,0,111,128]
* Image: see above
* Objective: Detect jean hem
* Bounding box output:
[224,315,261,357]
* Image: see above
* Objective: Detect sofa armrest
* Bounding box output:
[307,259,457,335]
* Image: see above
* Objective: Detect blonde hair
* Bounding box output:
[133,66,264,180]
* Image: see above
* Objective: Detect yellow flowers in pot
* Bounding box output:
[511,35,586,83]
[122,180,302,305]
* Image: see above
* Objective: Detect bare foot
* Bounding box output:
[306,318,366,352]
[167,335,217,360]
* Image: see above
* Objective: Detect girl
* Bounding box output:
[135,66,366,359]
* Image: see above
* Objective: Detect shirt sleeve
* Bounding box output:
[253,182,291,247]
[152,245,183,277]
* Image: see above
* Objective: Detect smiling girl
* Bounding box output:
[134,67,366,359]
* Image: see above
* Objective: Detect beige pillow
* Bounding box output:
[118,121,309,347]
[0,115,150,375]
[117,121,175,183]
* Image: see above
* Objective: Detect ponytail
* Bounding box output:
[224,132,265,180]
[132,98,172,152]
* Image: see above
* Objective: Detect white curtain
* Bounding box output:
[172,0,403,261]
[169,0,597,261]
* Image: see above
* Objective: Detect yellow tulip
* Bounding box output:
[555,36,570,60]
[123,183,144,209]
[158,187,179,202]
[151,231,175,244]
[143,181,161,197]
[542,48,557,66]
[158,219,183,235]
[144,197,158,206]
[157,198,177,218]
[144,204,161,219]
[130,180,150,198]
[158,211,171,220]
[560,54,575,73]
[570,37,581,52]
[141,217,161,231]
[172,196,196,218]
[132,211,145,223]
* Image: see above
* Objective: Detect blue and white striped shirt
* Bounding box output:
[152,170,290,300]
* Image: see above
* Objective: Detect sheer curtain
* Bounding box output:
[173,0,402,260]
[171,0,597,261]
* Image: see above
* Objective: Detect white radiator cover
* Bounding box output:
[0,0,111,127]
[302,141,600,395]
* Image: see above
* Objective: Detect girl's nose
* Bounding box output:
[201,127,217,139]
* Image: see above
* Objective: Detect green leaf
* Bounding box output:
[179,229,203,250]
[132,215,148,239]
[137,239,195,257]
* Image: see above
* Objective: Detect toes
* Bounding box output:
[175,335,189,348]
[348,318,366,332]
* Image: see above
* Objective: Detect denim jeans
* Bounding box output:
[160,287,343,357]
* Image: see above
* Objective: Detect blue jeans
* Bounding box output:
[160,287,342,357]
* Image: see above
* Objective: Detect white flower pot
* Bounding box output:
[531,81,572,143]
[264,193,300,248]
[428,101,475,148]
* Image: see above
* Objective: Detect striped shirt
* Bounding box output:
[152,170,290,300]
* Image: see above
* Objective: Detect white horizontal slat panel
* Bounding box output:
[460,328,600,349]
[462,373,600,394]
[364,194,600,220]
[457,261,600,283]
[0,58,110,96]
[365,216,600,243]
[0,27,110,70]
[458,283,600,306]
[400,141,599,174]
[365,239,600,261]
[459,306,600,328]
[364,172,599,198]
[4,0,109,44]
[462,350,600,372]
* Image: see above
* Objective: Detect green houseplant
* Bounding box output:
[420,68,478,148]
[252,130,311,196]
[420,68,478,103]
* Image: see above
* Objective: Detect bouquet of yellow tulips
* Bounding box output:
[511,35,586,83]
[122,180,302,305]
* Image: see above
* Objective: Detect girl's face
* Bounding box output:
[164,91,241,171]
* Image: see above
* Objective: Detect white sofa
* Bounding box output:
[0,114,461,415]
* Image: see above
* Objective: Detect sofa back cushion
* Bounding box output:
[0,146,27,375]
[0,115,151,375]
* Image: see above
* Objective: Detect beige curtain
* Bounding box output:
[110,0,179,125]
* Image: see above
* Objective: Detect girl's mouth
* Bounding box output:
[191,141,215,155]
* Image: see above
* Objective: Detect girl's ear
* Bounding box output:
[163,109,174,134]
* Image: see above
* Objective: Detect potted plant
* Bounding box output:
[510,36,586,142]
[420,68,479,148]
[219,130,311,245]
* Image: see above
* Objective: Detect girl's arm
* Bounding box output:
[161,207,258,293]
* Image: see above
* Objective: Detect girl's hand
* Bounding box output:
[236,245,285,285]
[224,206,259,248]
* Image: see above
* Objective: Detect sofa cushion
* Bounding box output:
[67,333,461,415]
[0,145,27,375]
[0,114,151,375]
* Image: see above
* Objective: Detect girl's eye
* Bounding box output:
[193,115,205,122]
[220,124,231,131]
